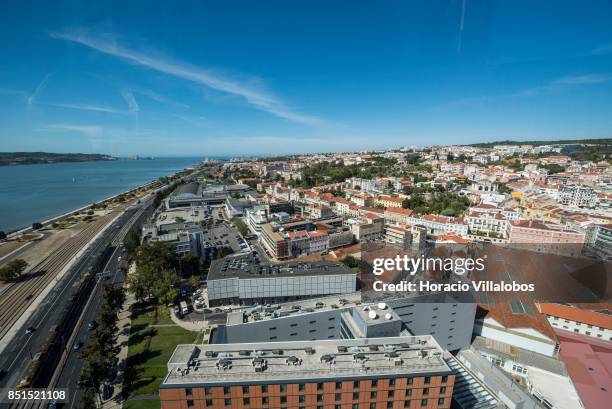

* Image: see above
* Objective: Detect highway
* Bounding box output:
[53,203,153,408]
[0,196,154,408]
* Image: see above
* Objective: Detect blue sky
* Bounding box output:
[1,0,612,156]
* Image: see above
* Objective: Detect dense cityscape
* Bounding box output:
[0,140,610,409]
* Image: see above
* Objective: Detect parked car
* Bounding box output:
[88,320,98,330]
[73,341,84,351]
[25,327,36,335]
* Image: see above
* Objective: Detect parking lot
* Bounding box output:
[202,223,250,254]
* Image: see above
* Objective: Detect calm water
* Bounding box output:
[0,157,202,231]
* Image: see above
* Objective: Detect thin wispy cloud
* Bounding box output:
[551,74,610,85]
[40,123,104,136]
[42,102,128,114]
[50,29,324,125]
[172,114,208,127]
[120,87,140,113]
[448,73,611,107]
[28,73,52,107]
[133,88,190,109]
[590,44,612,56]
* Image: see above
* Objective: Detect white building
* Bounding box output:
[559,185,596,208]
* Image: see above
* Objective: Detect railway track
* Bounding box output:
[0,209,123,340]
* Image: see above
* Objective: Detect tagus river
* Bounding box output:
[0,157,203,232]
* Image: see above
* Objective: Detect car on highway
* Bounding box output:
[73,341,84,351]
[88,320,98,330]
[25,326,36,335]
[102,383,113,400]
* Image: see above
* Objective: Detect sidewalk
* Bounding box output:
[169,308,208,332]
[101,292,136,409]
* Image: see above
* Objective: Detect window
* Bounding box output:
[423,388,429,395]
[224,387,230,394]
[335,393,342,401]
[371,391,377,398]
[269,327,277,330]
[299,396,305,403]
[262,386,268,393]
[404,400,411,408]
[281,396,287,404]
[440,386,446,393]
[353,380,360,388]
[389,379,395,386]
[388,390,395,398]
[406,389,412,396]
[299,384,305,392]
[370,404,376,409]
[281,385,287,393]
[224,399,231,406]
[407,378,413,385]
[243,386,249,394]
[372,380,378,387]
[317,383,324,391]
[290,332,297,336]
[424,376,431,384]
[290,323,298,327]
[185,388,193,396]
[317,395,323,402]
[438,398,445,405]
[441,375,448,383]
[310,320,317,324]
[187,400,194,408]
[387,402,393,409]
[421,399,428,406]
[329,317,336,321]
[263,397,269,404]
[205,387,212,395]
[309,329,317,333]
[206,400,212,406]
[353,392,359,399]
[243,398,250,405]
[336,382,342,389]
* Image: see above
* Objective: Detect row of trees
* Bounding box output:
[126,241,204,305]
[78,285,125,408]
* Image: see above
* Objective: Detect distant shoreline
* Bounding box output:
[0,152,117,167]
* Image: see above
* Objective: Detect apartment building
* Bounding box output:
[260,223,291,260]
[160,336,455,409]
[586,223,612,260]
[558,184,596,208]
[539,303,612,342]
[347,216,384,242]
[375,195,403,208]
[508,220,585,257]
[408,215,468,237]
[464,211,510,238]
[383,208,414,225]
[246,205,268,234]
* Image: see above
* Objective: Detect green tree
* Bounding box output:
[32,222,43,230]
[0,231,6,241]
[0,259,28,283]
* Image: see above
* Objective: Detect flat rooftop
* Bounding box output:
[162,336,450,387]
[208,253,355,280]
[228,292,362,325]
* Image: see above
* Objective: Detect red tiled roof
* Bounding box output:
[540,303,612,330]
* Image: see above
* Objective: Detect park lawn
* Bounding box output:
[124,399,161,409]
[125,303,197,397]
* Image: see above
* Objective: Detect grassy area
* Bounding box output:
[231,217,249,236]
[123,303,197,398]
[124,399,161,409]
